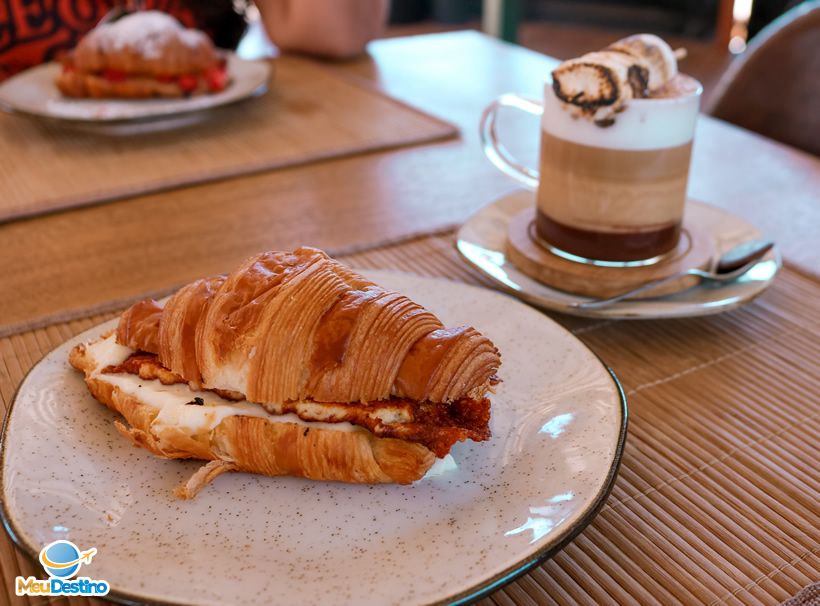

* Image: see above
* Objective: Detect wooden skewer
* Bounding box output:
[674,47,688,61]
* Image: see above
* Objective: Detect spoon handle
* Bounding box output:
[570,270,696,310]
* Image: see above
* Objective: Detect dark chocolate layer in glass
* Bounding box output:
[535,212,681,262]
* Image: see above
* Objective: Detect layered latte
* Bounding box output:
[537,35,702,263]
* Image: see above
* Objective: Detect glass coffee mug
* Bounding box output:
[480,76,702,266]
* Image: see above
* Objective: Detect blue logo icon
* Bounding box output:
[39,540,97,579]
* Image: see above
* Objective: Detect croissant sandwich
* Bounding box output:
[69,247,501,498]
[56,11,229,99]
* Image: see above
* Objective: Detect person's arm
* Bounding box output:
[255,0,389,59]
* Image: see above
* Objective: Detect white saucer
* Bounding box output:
[0,52,271,134]
[456,191,781,319]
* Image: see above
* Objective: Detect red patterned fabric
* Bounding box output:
[0,1,196,81]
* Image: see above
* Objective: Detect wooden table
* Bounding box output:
[1,32,818,605]
[2,32,819,335]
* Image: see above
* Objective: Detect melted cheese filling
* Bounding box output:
[84,335,455,475]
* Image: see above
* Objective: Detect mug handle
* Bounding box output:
[479,93,543,190]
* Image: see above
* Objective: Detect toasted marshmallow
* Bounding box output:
[551,33,680,124]
[607,34,678,90]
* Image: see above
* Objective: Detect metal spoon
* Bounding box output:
[569,239,775,310]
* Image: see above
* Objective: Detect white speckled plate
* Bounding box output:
[457,191,781,319]
[1,271,626,606]
[0,52,270,127]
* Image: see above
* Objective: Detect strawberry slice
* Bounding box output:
[178,74,198,93]
[103,69,126,82]
[155,74,176,83]
[205,66,227,92]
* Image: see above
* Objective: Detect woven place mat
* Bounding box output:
[1,232,818,606]
[0,56,456,224]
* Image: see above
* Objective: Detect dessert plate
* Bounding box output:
[1,270,626,606]
[0,52,270,128]
[457,191,781,319]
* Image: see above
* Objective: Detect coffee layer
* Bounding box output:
[537,132,692,233]
[536,212,681,261]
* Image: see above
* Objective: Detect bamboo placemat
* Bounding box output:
[0,56,456,224]
[1,232,818,605]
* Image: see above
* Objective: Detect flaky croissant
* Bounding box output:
[117,247,500,409]
[56,11,229,98]
[73,11,217,76]
[70,247,500,497]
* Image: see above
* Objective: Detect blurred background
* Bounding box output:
[385,0,807,106]
[228,0,815,155]
[378,0,819,155]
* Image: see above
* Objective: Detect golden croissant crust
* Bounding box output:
[68,250,499,495]
[117,247,501,409]
[74,11,217,76]
[56,11,228,99]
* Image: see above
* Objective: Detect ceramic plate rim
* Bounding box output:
[0,270,628,606]
[457,191,781,320]
[0,52,272,124]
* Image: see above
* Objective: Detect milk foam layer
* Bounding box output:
[542,74,701,151]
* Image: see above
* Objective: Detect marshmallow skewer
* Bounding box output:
[551,34,683,124]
